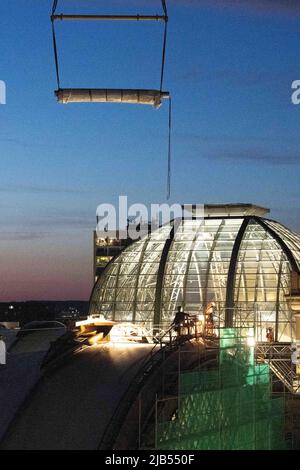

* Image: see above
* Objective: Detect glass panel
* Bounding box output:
[90,216,299,342]
[234,220,292,341]
[161,218,243,322]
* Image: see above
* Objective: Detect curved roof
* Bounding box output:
[262,219,300,271]
[0,343,154,449]
[90,215,300,341]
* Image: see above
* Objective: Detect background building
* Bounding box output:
[93,221,153,282]
[93,230,133,282]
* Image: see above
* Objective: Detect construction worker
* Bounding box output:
[204,302,215,337]
[266,327,274,343]
[172,306,189,336]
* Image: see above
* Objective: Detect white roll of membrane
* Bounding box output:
[55,88,170,108]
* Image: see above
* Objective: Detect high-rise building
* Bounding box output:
[93,230,133,282]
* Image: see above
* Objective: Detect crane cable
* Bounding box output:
[167,97,172,200]
[160,1,172,200]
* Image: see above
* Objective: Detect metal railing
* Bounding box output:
[269,360,300,394]
[255,342,300,395]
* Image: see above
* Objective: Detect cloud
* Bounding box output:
[213,150,300,166]
[44,208,94,229]
[35,216,94,230]
[1,207,94,233]
[0,184,95,195]
[16,207,94,231]
[176,132,300,147]
[178,66,293,86]
[0,232,50,241]
[175,134,300,166]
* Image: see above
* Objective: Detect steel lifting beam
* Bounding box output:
[51,14,167,22]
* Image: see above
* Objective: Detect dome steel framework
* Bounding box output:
[90,213,300,342]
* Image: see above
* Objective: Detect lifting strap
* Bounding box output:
[160,0,168,92]
[51,0,60,89]
[51,0,172,199]
[51,0,168,96]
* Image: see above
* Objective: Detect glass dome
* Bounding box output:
[90,213,300,342]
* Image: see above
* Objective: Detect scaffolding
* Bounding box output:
[156,327,288,450]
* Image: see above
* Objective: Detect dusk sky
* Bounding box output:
[1,0,300,301]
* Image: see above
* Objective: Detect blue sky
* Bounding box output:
[1,0,300,300]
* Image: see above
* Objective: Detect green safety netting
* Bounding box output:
[157,328,287,450]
